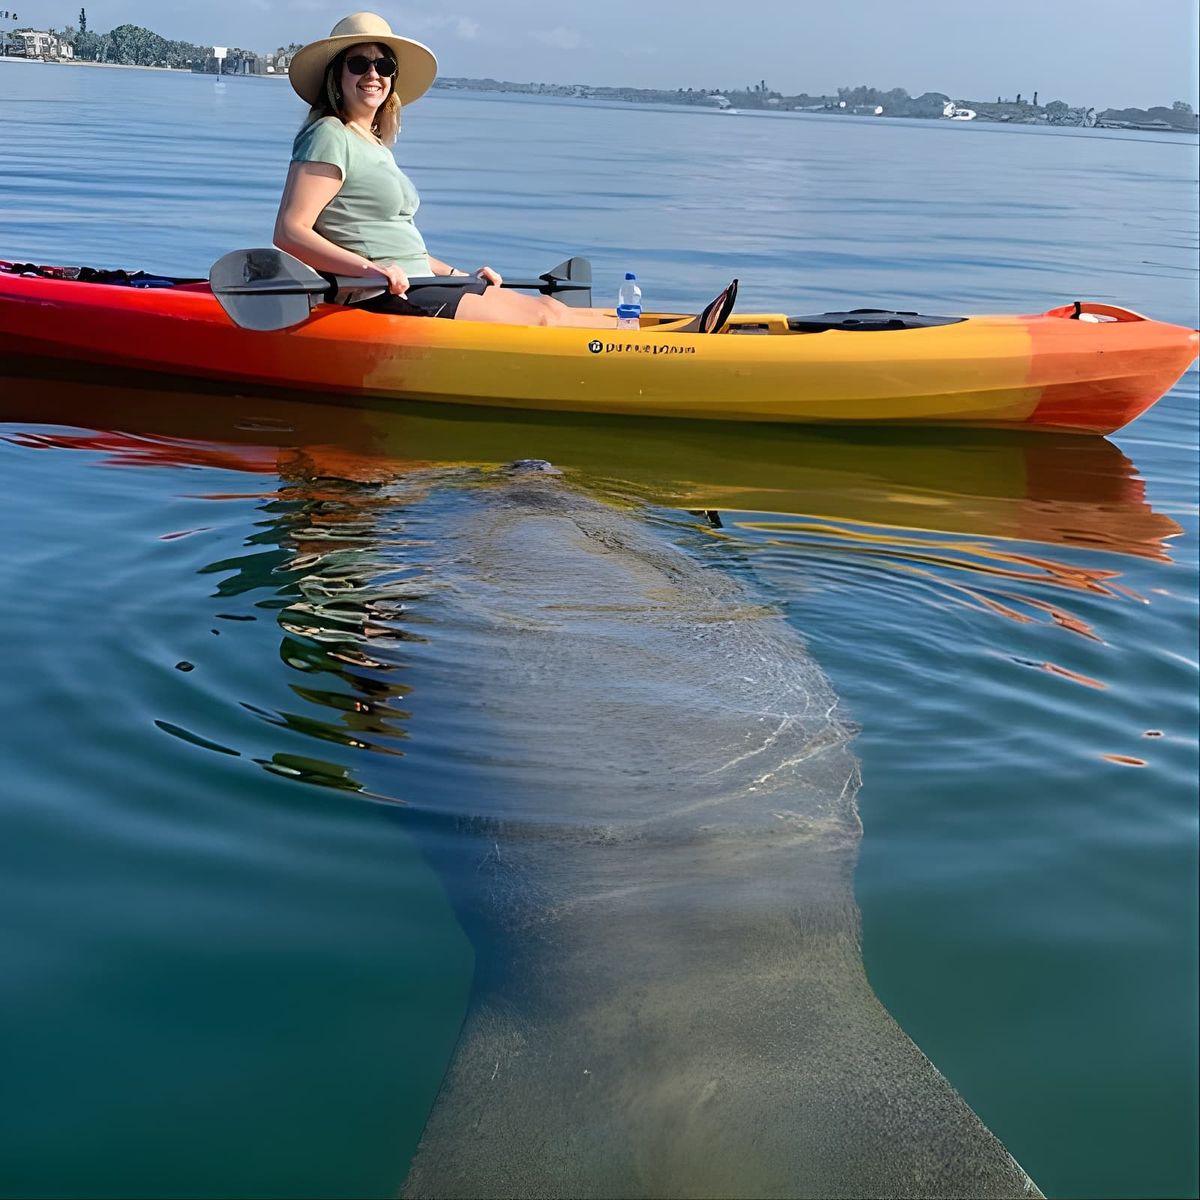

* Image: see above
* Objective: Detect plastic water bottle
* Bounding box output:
[616,272,642,330]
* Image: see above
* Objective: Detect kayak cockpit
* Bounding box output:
[639,309,968,335]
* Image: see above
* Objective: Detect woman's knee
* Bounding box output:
[454,288,550,325]
[535,296,567,325]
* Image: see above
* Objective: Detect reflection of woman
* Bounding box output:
[274,13,615,328]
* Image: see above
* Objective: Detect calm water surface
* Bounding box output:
[1,63,1197,1199]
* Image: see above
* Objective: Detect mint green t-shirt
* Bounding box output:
[291,116,429,275]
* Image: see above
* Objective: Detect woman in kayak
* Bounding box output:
[274,13,615,327]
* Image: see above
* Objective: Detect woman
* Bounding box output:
[274,13,615,328]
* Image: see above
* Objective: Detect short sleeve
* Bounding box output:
[291,118,349,177]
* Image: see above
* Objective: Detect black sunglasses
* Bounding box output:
[344,54,397,77]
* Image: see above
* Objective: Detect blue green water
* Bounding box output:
[0,63,1197,1198]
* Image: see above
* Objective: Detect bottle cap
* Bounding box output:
[625,272,636,280]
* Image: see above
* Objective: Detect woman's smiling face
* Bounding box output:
[340,42,394,115]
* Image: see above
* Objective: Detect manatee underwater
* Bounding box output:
[320,460,1041,1199]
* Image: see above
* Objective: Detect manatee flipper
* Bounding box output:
[398,471,1040,1200]
[404,862,1038,1199]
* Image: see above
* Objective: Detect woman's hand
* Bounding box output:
[375,262,411,295]
[476,266,503,288]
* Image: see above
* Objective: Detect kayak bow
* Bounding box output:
[0,263,1194,434]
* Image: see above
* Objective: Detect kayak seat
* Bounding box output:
[786,309,966,333]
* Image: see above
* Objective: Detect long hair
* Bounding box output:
[300,46,401,145]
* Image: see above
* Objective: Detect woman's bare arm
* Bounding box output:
[427,254,502,286]
[426,255,464,276]
[273,160,406,291]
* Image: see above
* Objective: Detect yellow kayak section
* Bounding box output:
[0,269,1195,434]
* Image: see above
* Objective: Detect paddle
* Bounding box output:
[210,248,593,331]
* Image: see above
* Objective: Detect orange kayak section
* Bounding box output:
[0,272,1194,434]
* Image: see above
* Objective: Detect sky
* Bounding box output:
[18,0,1200,110]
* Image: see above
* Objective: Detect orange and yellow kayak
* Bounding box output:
[0,268,1194,434]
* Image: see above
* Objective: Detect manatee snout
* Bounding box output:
[506,459,563,476]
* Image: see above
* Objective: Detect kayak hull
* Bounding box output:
[0,274,1195,433]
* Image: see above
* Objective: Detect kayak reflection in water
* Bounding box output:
[274,12,618,329]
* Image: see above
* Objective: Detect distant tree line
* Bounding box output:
[705,84,1195,126]
[48,18,263,70]
[59,21,211,67]
[20,18,1200,130]
[685,82,1196,127]
[1099,99,1195,128]
[668,84,952,117]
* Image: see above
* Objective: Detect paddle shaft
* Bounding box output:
[216,273,592,298]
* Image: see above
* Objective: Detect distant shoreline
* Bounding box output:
[0,57,288,77]
[1,57,184,73]
[2,57,1193,132]
[430,78,1198,135]
[434,88,1198,135]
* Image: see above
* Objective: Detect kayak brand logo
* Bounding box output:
[587,341,696,356]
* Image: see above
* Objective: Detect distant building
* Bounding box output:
[6,28,74,59]
[265,50,295,75]
[192,48,264,76]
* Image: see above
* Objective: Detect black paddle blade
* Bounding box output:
[674,279,739,334]
[210,248,332,295]
[243,248,285,283]
[697,279,738,333]
[540,256,592,307]
[209,248,329,331]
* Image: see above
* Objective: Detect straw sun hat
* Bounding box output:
[287,12,438,107]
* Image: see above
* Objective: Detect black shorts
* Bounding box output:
[352,278,488,320]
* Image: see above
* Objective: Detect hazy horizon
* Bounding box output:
[12,0,1200,111]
